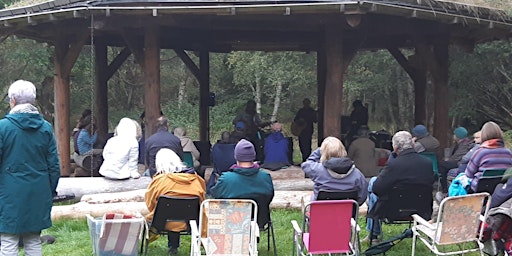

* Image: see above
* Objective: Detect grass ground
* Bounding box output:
[39,209,483,255]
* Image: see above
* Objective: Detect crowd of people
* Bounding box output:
[2,81,511,256]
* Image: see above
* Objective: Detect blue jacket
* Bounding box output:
[264,132,289,164]
[77,129,98,154]
[211,143,236,174]
[0,112,60,234]
[211,166,274,204]
[302,148,368,205]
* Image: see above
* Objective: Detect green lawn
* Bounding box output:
[39,209,482,255]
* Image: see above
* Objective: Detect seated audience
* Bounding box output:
[73,115,103,174]
[229,121,247,143]
[412,124,440,153]
[465,121,512,193]
[206,132,237,195]
[262,122,290,170]
[73,109,92,154]
[302,136,368,205]
[173,127,200,169]
[365,131,434,244]
[99,118,141,179]
[211,139,274,210]
[145,148,206,255]
[145,116,184,177]
[436,127,473,200]
[447,131,482,179]
[348,126,378,177]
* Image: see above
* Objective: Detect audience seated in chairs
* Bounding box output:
[301,136,368,205]
[206,131,237,195]
[211,139,275,248]
[99,117,141,180]
[365,131,434,244]
[465,121,512,193]
[261,122,290,171]
[144,148,206,255]
[173,127,201,170]
[411,124,440,153]
[348,126,378,177]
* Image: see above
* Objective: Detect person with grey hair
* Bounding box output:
[144,148,205,255]
[173,126,200,169]
[145,116,184,177]
[363,131,434,244]
[0,80,60,255]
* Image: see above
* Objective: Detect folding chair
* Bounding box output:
[190,199,258,256]
[141,195,200,256]
[411,192,491,256]
[253,197,277,256]
[291,200,360,256]
[183,151,194,168]
[420,152,440,190]
[475,169,507,194]
[317,189,358,201]
[86,213,145,256]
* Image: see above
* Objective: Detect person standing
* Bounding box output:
[294,98,317,162]
[0,80,60,255]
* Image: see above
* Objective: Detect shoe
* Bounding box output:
[362,234,381,244]
[40,235,56,244]
[168,247,178,255]
[435,192,447,204]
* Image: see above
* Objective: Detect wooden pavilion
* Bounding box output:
[0,0,510,176]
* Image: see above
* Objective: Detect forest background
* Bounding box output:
[0,1,512,145]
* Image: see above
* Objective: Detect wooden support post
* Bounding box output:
[323,26,344,139]
[95,40,109,146]
[53,32,88,176]
[199,49,210,142]
[317,48,326,145]
[143,25,160,138]
[432,41,450,150]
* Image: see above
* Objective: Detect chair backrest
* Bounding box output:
[381,184,433,222]
[183,151,194,168]
[305,200,358,254]
[152,195,200,233]
[86,213,145,256]
[199,199,257,255]
[435,193,491,245]
[317,189,359,201]
[419,152,439,178]
[476,169,507,194]
[251,196,272,230]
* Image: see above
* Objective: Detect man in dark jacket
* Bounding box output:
[0,80,60,255]
[145,116,184,177]
[294,98,317,162]
[364,131,434,244]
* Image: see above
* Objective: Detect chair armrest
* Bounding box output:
[412,214,434,230]
[291,220,302,234]
[351,218,361,232]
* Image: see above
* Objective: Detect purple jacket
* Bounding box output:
[301,148,368,205]
[465,139,512,192]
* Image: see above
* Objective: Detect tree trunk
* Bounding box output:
[271,82,282,122]
[255,74,262,115]
[178,69,187,109]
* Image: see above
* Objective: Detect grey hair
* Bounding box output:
[155,148,184,175]
[8,80,36,104]
[173,127,186,137]
[392,131,414,152]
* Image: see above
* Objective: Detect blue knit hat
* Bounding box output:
[412,125,428,137]
[234,139,256,162]
[453,127,468,139]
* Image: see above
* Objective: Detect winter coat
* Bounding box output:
[490,173,512,209]
[264,131,289,164]
[348,137,377,177]
[178,136,200,169]
[0,108,60,234]
[145,128,184,176]
[77,129,98,155]
[145,172,205,232]
[99,118,139,179]
[211,165,274,205]
[414,134,440,153]
[465,139,512,192]
[449,138,474,162]
[302,148,368,205]
[372,148,434,196]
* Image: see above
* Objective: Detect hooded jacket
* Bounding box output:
[145,172,206,232]
[211,166,274,204]
[264,131,289,164]
[177,135,200,169]
[302,148,368,204]
[0,107,60,234]
[99,118,139,179]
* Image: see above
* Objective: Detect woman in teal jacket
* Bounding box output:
[0,80,60,255]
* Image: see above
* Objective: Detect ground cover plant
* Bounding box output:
[39,208,485,255]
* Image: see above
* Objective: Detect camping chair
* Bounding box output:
[411,192,491,256]
[86,213,146,256]
[190,199,258,256]
[253,197,277,256]
[420,152,440,190]
[368,184,433,246]
[317,188,360,218]
[183,151,194,168]
[291,200,360,256]
[475,169,507,194]
[141,195,200,256]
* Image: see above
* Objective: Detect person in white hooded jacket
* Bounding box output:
[99,117,141,179]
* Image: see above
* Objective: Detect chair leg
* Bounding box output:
[270,222,277,256]
[411,231,417,256]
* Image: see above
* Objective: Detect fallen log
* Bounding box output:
[273,179,314,191]
[56,177,152,200]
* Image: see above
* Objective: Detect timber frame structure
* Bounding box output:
[0,0,510,176]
